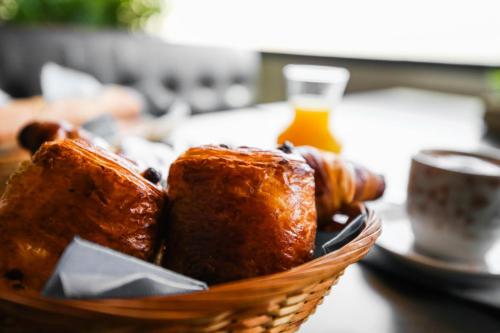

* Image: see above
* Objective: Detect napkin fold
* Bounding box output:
[0,89,11,107]
[41,62,103,102]
[314,214,366,258]
[42,237,207,299]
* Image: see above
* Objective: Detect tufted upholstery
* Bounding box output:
[0,26,260,114]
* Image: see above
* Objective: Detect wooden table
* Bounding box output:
[171,88,500,332]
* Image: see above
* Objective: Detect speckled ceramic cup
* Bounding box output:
[407,149,500,263]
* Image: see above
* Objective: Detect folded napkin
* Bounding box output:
[0,89,11,107]
[41,62,103,102]
[314,214,366,258]
[42,237,207,299]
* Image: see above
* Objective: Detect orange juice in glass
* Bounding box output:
[278,65,350,153]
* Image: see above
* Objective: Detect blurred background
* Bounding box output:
[1,0,500,110]
[163,0,500,101]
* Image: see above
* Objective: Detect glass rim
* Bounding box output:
[283,64,350,84]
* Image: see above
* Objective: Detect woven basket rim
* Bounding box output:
[0,207,381,320]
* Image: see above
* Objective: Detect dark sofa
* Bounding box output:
[0,26,260,114]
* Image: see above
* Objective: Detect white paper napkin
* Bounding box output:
[42,237,207,299]
[41,62,103,102]
[0,88,11,107]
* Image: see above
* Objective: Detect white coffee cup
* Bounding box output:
[406,149,500,263]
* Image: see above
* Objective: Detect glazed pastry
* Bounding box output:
[17,121,94,155]
[17,121,167,185]
[0,139,165,290]
[292,144,385,226]
[163,145,317,284]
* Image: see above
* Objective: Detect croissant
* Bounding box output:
[0,139,165,290]
[289,144,385,226]
[162,145,317,284]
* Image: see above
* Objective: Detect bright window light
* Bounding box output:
[155,0,500,66]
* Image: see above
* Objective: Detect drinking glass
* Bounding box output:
[278,65,350,153]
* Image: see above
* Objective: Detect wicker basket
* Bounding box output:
[0,208,381,333]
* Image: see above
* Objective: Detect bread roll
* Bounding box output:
[163,145,316,284]
[0,139,165,290]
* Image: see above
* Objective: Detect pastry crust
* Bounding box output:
[296,145,385,227]
[163,145,317,284]
[0,139,165,290]
[297,146,356,223]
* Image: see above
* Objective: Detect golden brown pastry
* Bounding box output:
[0,139,165,290]
[162,144,316,284]
[17,121,93,155]
[292,145,385,226]
[16,121,164,185]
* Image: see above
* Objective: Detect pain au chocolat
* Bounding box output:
[162,145,317,284]
[0,139,165,290]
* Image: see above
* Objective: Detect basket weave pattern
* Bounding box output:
[0,209,381,333]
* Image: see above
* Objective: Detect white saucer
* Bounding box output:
[372,202,500,287]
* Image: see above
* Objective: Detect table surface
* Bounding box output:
[171,88,500,332]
